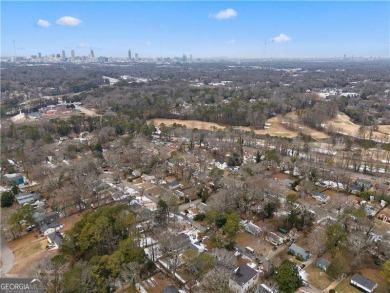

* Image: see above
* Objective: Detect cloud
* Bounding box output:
[211,8,237,20]
[56,16,82,26]
[226,39,236,45]
[272,33,291,43]
[37,19,50,28]
[144,41,152,46]
[77,43,90,48]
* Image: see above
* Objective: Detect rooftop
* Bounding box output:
[232,263,258,286]
[351,274,377,291]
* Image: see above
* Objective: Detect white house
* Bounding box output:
[214,159,228,170]
[350,274,377,293]
[242,221,262,236]
[229,264,259,293]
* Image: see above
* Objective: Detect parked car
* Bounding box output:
[26,224,36,232]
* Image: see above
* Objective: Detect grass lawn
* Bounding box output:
[334,276,361,293]
[304,264,333,290]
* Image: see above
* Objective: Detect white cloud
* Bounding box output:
[226,39,236,45]
[56,16,82,26]
[211,8,237,20]
[77,43,90,48]
[272,33,291,43]
[37,19,50,28]
[144,41,152,46]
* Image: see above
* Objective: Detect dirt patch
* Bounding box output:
[235,232,273,257]
[7,250,58,277]
[304,263,333,290]
[326,112,390,141]
[60,212,84,232]
[334,276,361,293]
[140,272,177,293]
[150,116,330,140]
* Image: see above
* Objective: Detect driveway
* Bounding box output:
[0,233,14,276]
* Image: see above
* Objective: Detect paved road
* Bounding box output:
[0,233,14,277]
[178,199,202,211]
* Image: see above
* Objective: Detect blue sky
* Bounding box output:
[2,1,389,58]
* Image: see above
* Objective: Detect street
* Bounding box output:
[0,233,14,277]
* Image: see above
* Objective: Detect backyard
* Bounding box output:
[304,263,333,290]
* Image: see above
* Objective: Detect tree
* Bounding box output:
[326,224,347,254]
[327,251,350,279]
[155,199,168,226]
[8,204,34,238]
[255,150,262,163]
[199,266,233,293]
[182,249,215,277]
[273,260,303,293]
[222,212,240,239]
[286,193,299,204]
[11,185,19,195]
[261,202,277,219]
[381,260,390,286]
[1,191,14,208]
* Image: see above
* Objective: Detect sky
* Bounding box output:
[1,1,389,59]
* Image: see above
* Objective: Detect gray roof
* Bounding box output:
[267,232,284,245]
[317,257,331,268]
[351,274,377,291]
[289,244,310,259]
[232,264,258,286]
[245,221,261,234]
[162,286,180,293]
[47,232,63,246]
[15,193,41,205]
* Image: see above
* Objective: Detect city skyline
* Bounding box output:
[2,1,389,59]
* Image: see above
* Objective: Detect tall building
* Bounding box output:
[128,49,132,59]
[61,50,66,60]
[135,53,139,60]
[90,49,95,58]
[38,52,42,59]
[71,49,75,59]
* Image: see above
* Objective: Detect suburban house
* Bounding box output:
[316,257,331,272]
[168,180,180,190]
[193,171,209,183]
[214,159,228,170]
[243,221,262,236]
[229,264,259,293]
[377,207,390,222]
[312,192,330,203]
[266,232,284,246]
[141,174,157,183]
[198,202,209,214]
[47,232,63,249]
[351,179,373,193]
[3,173,24,185]
[289,244,311,261]
[40,222,64,236]
[15,192,41,205]
[350,274,377,293]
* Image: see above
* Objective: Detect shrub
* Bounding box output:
[194,213,206,221]
[1,191,14,208]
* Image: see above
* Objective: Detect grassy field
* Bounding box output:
[304,263,333,290]
[150,115,328,139]
[334,276,361,293]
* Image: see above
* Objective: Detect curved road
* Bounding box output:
[0,233,14,276]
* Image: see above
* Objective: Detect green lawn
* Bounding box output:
[334,277,361,293]
[305,264,333,290]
